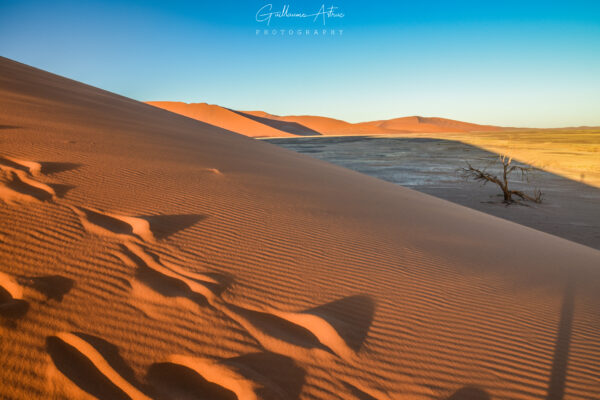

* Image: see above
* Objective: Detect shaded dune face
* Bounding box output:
[147,362,239,400]
[0,56,599,400]
[146,102,298,138]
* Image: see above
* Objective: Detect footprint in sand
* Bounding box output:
[0,157,77,204]
[148,355,264,400]
[0,156,42,175]
[0,272,30,319]
[0,168,56,204]
[72,206,205,243]
[0,157,81,177]
[46,332,292,400]
[46,332,152,400]
[71,206,156,242]
[220,295,375,362]
[118,240,375,363]
[221,304,333,358]
[149,352,305,400]
[118,242,227,310]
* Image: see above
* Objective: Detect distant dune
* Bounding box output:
[362,115,501,133]
[147,101,296,137]
[148,102,504,137]
[2,57,600,399]
[242,111,367,135]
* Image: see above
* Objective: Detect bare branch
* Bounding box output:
[458,155,543,204]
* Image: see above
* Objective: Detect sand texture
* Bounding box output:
[1,57,600,400]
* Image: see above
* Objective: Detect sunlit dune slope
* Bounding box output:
[1,57,600,400]
[242,111,377,135]
[362,115,501,133]
[147,101,295,138]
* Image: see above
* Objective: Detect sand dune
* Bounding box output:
[148,103,503,137]
[146,102,296,138]
[362,116,500,133]
[242,112,364,135]
[1,56,600,400]
[237,112,502,135]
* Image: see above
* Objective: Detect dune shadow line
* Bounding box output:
[142,214,206,240]
[231,110,322,136]
[546,276,576,400]
[40,162,82,175]
[307,294,375,352]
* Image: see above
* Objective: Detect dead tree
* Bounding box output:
[459,155,543,204]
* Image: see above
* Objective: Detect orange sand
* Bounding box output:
[147,102,296,138]
[1,57,600,400]
[362,116,500,133]
[149,103,503,137]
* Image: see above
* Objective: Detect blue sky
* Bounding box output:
[1,0,599,127]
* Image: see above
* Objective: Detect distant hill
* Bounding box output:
[147,101,504,137]
[361,115,501,133]
[146,102,296,137]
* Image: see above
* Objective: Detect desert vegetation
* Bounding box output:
[460,155,543,204]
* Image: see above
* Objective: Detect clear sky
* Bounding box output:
[1,0,599,127]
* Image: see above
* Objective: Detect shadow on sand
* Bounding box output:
[232,110,322,136]
[546,276,576,400]
[267,136,600,250]
[447,386,490,400]
[443,276,576,400]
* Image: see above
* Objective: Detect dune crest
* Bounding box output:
[363,115,500,133]
[147,102,297,138]
[148,103,503,137]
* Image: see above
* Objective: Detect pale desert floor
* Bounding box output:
[266,136,600,250]
[397,129,600,189]
[1,57,600,400]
